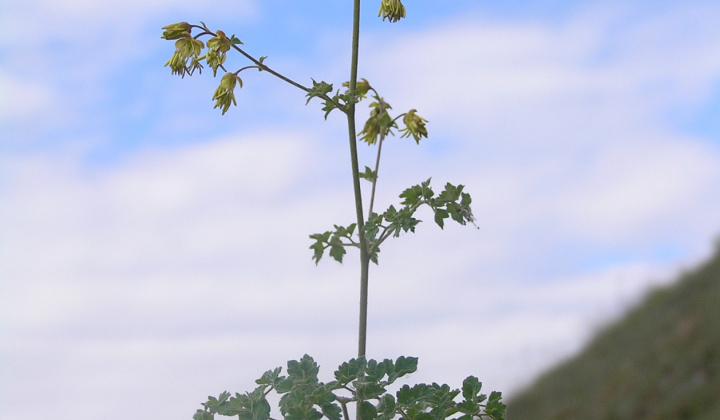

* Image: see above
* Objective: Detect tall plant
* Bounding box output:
[161,2,506,419]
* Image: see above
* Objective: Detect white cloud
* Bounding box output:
[0,72,56,126]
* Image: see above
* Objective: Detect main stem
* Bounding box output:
[347,0,370,359]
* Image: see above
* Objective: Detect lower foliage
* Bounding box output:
[194,355,506,420]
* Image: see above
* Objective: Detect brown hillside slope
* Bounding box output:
[508,242,720,419]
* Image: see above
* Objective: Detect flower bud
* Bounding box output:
[207,30,231,53]
[161,22,191,40]
[400,109,428,144]
[378,0,406,23]
[342,78,372,99]
[212,73,243,115]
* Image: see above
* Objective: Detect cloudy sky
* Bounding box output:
[2,0,720,418]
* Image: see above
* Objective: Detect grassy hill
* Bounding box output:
[507,242,720,419]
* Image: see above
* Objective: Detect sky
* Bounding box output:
[2,0,720,418]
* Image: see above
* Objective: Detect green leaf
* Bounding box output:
[397,384,430,405]
[355,381,386,400]
[399,185,421,206]
[359,166,377,182]
[377,394,396,417]
[369,248,379,265]
[433,208,448,229]
[365,359,387,382]
[420,178,434,199]
[204,391,231,413]
[394,356,418,377]
[329,244,346,263]
[461,376,482,401]
[274,377,294,393]
[485,391,507,419]
[358,401,378,420]
[364,213,382,242]
[251,396,271,420]
[305,80,339,119]
[256,367,283,386]
[456,400,480,415]
[321,402,342,420]
[194,409,214,420]
[305,79,333,104]
[335,357,366,384]
[309,239,326,265]
[287,355,320,382]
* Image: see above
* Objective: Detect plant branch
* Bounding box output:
[228,43,311,93]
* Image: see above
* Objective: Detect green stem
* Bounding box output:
[367,102,389,219]
[347,0,370,360]
[230,44,310,93]
[367,136,383,218]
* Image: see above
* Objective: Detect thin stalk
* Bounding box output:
[367,100,389,218]
[367,136,384,218]
[347,0,370,360]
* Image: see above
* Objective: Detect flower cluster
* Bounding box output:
[163,24,205,78]
[399,109,428,144]
[204,30,232,76]
[378,0,406,22]
[359,98,394,145]
[162,22,250,112]
[212,73,243,115]
[342,78,372,100]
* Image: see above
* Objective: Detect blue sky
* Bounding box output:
[2,0,720,419]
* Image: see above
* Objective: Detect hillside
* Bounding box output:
[507,242,720,419]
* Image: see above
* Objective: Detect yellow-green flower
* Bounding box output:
[203,30,232,76]
[359,99,393,145]
[206,30,231,54]
[342,78,372,99]
[164,35,205,77]
[212,73,242,115]
[161,22,191,40]
[378,0,406,22]
[400,109,428,144]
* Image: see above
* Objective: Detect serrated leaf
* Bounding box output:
[335,357,366,384]
[329,244,346,263]
[305,79,334,105]
[456,400,480,415]
[359,166,377,182]
[369,248,379,265]
[321,403,342,420]
[399,185,421,206]
[358,401,378,420]
[355,381,386,400]
[365,359,386,382]
[253,397,271,420]
[194,409,214,420]
[274,377,294,393]
[394,356,418,377]
[396,384,429,405]
[433,208,448,229]
[377,394,396,415]
[256,367,283,386]
[461,376,482,401]
[309,240,325,265]
[287,355,320,381]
